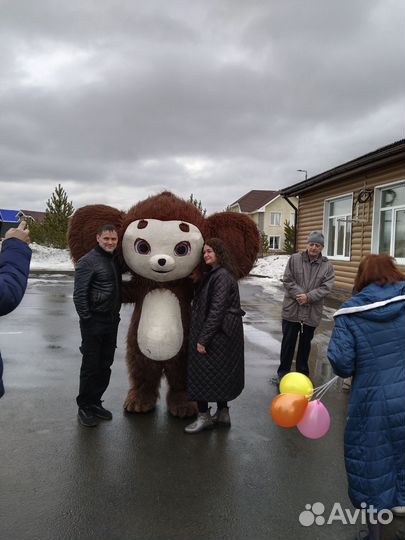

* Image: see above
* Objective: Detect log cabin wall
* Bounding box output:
[296,162,405,292]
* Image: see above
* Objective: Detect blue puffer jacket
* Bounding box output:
[328,281,405,510]
[0,238,32,398]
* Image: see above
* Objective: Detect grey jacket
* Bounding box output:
[281,251,335,327]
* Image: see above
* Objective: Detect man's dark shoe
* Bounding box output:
[78,407,98,427]
[91,404,113,420]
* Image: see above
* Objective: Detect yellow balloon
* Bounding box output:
[279,373,313,397]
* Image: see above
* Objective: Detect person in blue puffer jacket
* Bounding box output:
[328,254,405,540]
[0,221,32,398]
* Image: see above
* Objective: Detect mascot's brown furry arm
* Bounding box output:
[68,191,259,417]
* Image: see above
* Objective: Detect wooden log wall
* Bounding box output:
[296,163,405,292]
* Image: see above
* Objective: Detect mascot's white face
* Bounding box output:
[122,219,204,282]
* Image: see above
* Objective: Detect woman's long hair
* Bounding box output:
[354,254,405,293]
[203,237,239,278]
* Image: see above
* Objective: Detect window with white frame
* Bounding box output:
[373,182,405,261]
[290,212,295,226]
[324,195,352,259]
[269,236,280,249]
[270,212,281,226]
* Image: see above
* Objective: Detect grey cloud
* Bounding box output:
[0,0,403,214]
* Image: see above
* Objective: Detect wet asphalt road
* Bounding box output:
[0,274,403,540]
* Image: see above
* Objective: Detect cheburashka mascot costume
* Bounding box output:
[68,191,259,418]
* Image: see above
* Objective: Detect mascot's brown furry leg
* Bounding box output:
[164,355,197,418]
[124,319,163,413]
[124,360,162,413]
[123,355,163,413]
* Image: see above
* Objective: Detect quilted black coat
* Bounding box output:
[187,265,245,402]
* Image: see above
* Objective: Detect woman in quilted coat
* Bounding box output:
[328,254,405,540]
[185,238,245,434]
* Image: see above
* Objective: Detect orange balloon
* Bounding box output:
[269,393,309,428]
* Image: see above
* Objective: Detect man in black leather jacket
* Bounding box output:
[73,224,122,427]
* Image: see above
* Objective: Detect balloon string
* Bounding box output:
[315,375,339,399]
[310,375,339,400]
[311,375,339,395]
[313,376,338,392]
[316,385,333,401]
[314,377,338,399]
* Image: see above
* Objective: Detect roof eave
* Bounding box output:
[280,142,405,197]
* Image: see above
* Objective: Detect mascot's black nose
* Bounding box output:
[158,258,166,267]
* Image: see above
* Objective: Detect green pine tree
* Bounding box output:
[260,231,270,256]
[283,219,296,254]
[188,194,207,216]
[27,216,46,245]
[29,184,74,248]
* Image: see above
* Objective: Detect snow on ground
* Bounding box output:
[29,244,288,284]
[29,245,339,319]
[29,243,287,300]
[251,254,288,280]
[248,254,288,295]
[30,243,74,271]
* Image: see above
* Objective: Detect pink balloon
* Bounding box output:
[297,400,330,439]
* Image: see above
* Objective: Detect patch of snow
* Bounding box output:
[28,244,288,281]
[30,243,74,271]
[251,255,288,280]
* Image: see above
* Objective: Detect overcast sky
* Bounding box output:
[1,0,404,214]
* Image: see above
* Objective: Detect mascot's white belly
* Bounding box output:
[138,289,183,361]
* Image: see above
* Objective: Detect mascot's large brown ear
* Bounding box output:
[206,212,260,278]
[68,204,125,263]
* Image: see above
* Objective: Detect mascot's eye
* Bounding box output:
[134,238,151,255]
[174,241,191,257]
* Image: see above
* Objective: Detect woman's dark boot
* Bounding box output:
[212,406,231,426]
